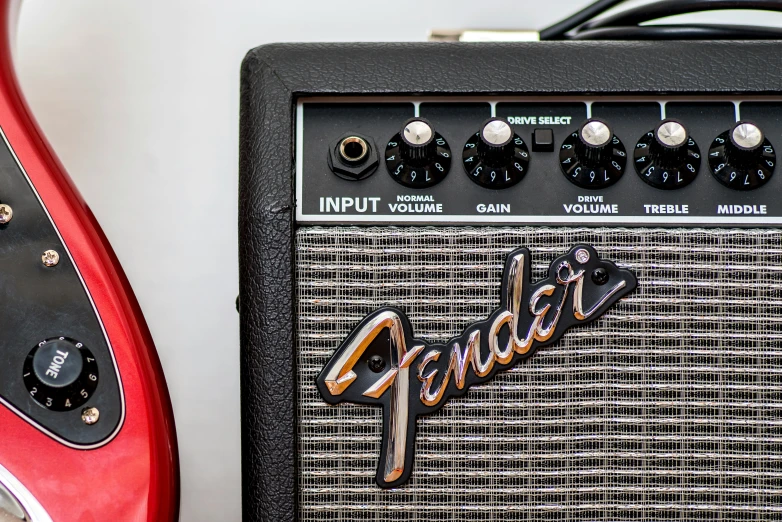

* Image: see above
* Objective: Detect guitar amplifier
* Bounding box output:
[239,42,782,521]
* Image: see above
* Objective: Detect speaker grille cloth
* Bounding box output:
[296,227,782,521]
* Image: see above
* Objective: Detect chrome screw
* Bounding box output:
[42,250,60,267]
[368,355,386,373]
[81,407,100,425]
[0,204,12,224]
[575,248,591,264]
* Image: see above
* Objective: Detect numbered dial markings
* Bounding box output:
[559,131,627,189]
[23,337,99,411]
[385,133,451,188]
[708,130,775,191]
[634,131,701,189]
[462,132,529,188]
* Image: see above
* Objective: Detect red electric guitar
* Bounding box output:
[0,2,179,520]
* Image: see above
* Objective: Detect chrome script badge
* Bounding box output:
[316,245,637,488]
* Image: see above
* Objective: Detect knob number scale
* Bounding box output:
[23,338,99,412]
[462,121,530,189]
[708,122,776,191]
[559,120,627,190]
[385,118,451,188]
[634,119,701,190]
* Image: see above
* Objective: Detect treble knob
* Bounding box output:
[559,118,626,189]
[385,118,451,188]
[634,119,701,189]
[462,117,529,189]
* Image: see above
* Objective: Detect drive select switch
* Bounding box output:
[532,128,555,152]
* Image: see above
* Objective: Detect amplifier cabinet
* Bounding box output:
[240,42,782,521]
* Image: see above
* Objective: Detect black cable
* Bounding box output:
[539,0,627,40]
[570,23,782,39]
[580,0,782,32]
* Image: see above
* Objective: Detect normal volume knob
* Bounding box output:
[385,118,451,188]
[708,121,775,190]
[559,118,626,189]
[462,118,530,189]
[634,119,701,189]
[23,337,99,411]
[400,119,436,163]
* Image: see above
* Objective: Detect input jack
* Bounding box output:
[327,133,379,181]
[339,136,369,165]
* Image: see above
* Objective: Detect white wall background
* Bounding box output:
[14,1,782,520]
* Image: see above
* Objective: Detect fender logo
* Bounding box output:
[316,245,637,488]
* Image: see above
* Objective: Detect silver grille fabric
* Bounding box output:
[296,227,782,521]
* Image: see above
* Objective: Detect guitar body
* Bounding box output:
[0,2,178,520]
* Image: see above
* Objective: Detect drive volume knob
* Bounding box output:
[385,118,451,188]
[559,118,627,189]
[23,337,99,411]
[708,121,775,190]
[462,117,530,189]
[634,119,701,189]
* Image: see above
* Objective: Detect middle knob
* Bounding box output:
[559,118,627,189]
[462,118,530,189]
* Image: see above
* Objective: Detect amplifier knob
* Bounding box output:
[462,118,530,189]
[708,121,775,190]
[23,337,99,411]
[559,118,626,189]
[633,119,701,189]
[385,118,451,188]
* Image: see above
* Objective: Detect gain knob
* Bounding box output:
[634,119,701,189]
[708,121,775,190]
[462,117,530,189]
[385,118,451,188]
[559,118,627,189]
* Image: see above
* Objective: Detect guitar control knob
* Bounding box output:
[23,337,99,411]
[708,121,775,190]
[385,118,451,188]
[462,117,530,189]
[634,119,701,189]
[559,118,626,189]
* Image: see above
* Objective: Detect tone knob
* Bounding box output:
[559,118,627,189]
[462,117,530,189]
[385,118,451,188]
[708,121,775,190]
[634,119,701,189]
[23,337,99,411]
